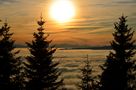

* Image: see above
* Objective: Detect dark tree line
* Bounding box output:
[99,15,136,90]
[0,22,24,90]
[77,55,99,90]
[0,17,64,90]
[0,15,135,90]
[77,15,136,90]
[25,16,63,90]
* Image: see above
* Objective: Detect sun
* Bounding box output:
[50,0,75,23]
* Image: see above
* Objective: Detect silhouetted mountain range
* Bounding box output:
[71,46,112,50]
[15,44,136,50]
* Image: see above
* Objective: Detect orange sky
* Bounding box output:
[0,0,136,48]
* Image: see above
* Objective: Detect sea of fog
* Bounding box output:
[15,48,136,90]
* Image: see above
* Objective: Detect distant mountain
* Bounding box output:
[71,46,112,50]
[15,44,136,50]
[71,45,136,50]
[15,44,26,48]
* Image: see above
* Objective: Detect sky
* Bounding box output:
[0,0,136,48]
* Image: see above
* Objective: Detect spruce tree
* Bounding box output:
[25,16,63,90]
[11,58,27,90]
[99,16,136,90]
[77,55,98,90]
[0,21,22,89]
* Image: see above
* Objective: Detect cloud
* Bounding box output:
[63,17,112,32]
[90,0,136,7]
[46,30,70,35]
[65,26,100,31]
[114,0,136,4]
[0,0,19,4]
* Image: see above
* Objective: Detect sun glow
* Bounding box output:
[50,0,75,23]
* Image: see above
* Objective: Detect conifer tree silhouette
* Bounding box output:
[25,16,63,90]
[99,16,136,90]
[0,21,22,89]
[77,55,98,90]
[11,58,26,90]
